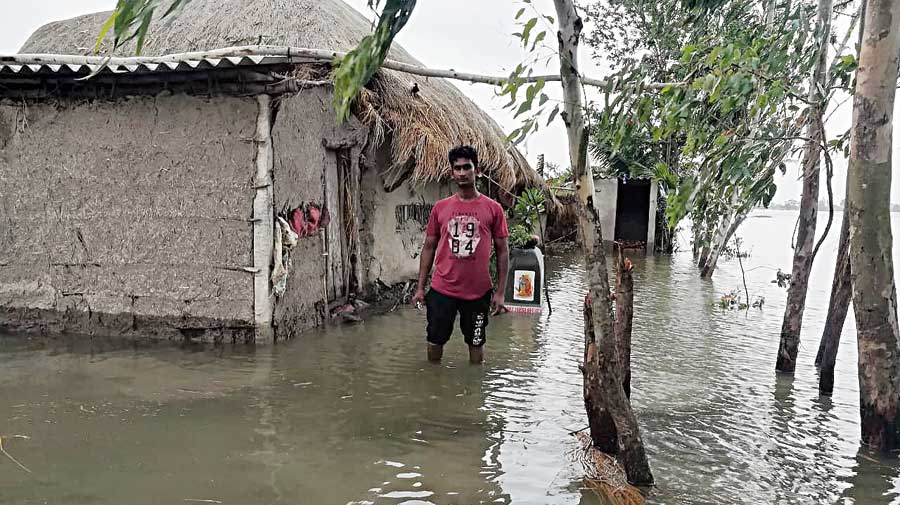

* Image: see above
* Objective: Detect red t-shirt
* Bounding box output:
[426,193,509,300]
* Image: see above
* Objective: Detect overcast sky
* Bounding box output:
[3,0,899,204]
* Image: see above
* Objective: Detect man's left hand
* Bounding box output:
[491,292,507,316]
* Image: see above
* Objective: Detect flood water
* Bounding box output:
[2,209,900,504]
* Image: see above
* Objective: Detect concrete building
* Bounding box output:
[593,176,659,251]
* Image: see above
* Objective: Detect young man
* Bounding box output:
[410,145,509,364]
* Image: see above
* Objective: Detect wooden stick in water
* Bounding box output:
[0,435,32,474]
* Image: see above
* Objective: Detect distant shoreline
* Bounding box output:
[761,208,900,213]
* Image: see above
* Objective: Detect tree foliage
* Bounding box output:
[498,2,560,145]
[584,0,834,274]
[331,0,417,122]
[95,0,191,55]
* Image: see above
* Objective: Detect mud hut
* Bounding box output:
[0,0,541,343]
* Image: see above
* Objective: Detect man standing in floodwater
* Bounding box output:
[410,145,510,364]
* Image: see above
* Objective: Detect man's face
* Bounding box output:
[451,157,479,188]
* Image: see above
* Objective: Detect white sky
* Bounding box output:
[2,0,898,204]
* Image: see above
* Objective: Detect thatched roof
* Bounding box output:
[19,0,540,191]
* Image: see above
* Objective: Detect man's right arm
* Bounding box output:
[411,235,438,306]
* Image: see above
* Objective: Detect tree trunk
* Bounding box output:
[700,214,732,277]
[701,202,744,278]
[816,0,867,393]
[817,207,851,395]
[554,0,653,484]
[697,245,710,268]
[584,299,618,454]
[615,246,634,398]
[584,214,653,484]
[776,0,834,374]
[847,0,900,451]
[695,214,715,266]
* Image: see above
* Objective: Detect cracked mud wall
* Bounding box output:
[359,140,452,289]
[0,94,258,340]
[269,88,367,340]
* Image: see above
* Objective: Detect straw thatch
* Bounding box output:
[19,0,540,192]
[572,432,647,505]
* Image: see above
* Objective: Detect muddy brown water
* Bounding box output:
[2,210,899,504]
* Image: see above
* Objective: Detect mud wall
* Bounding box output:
[359,141,451,289]
[269,88,367,340]
[0,94,258,341]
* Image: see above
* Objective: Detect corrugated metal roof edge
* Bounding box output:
[593,173,654,181]
[0,54,292,78]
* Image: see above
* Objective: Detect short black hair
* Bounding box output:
[448,145,478,167]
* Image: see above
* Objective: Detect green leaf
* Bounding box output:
[332,0,418,123]
[515,7,526,19]
[526,83,537,102]
[515,99,533,118]
[162,0,189,18]
[134,7,155,55]
[515,120,535,145]
[521,17,537,47]
[653,161,678,189]
[531,30,546,51]
[680,44,697,63]
[508,83,520,106]
[546,105,560,125]
[637,96,652,123]
[539,93,549,106]
[94,11,117,53]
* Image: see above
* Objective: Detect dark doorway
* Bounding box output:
[614,179,650,243]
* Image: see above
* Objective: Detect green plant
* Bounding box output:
[513,187,546,233]
[508,223,534,248]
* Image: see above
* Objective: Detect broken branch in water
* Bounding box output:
[0,435,33,474]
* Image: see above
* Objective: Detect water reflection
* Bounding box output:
[842,447,900,504]
[259,320,511,504]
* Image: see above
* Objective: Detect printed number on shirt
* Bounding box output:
[447,216,481,259]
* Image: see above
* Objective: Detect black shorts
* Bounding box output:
[425,289,492,347]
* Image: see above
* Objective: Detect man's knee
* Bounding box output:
[427,343,444,362]
[468,344,484,364]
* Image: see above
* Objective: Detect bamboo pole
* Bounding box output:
[252,94,275,343]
